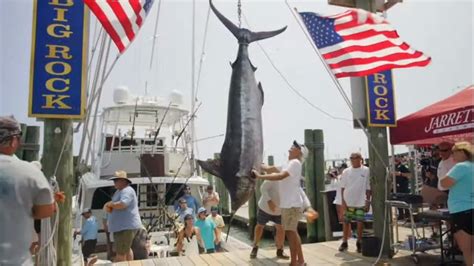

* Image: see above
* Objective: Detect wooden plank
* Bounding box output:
[165,257,182,266]
[199,253,222,265]
[210,252,236,265]
[139,259,157,266]
[230,250,267,266]
[222,251,253,265]
[176,255,195,266]
[188,254,209,266]
[303,242,366,265]
[128,261,144,266]
[113,262,129,266]
[152,258,168,266]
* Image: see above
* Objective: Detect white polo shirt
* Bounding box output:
[437,156,456,191]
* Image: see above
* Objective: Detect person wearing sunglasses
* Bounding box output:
[393,156,411,221]
[338,152,371,253]
[436,142,456,192]
[440,141,473,266]
[0,116,55,265]
[174,185,200,215]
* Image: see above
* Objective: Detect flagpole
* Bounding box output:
[285,1,389,170]
[286,2,392,260]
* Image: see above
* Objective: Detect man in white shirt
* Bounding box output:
[253,140,308,266]
[437,142,456,192]
[338,152,371,253]
[0,116,55,265]
[249,179,289,259]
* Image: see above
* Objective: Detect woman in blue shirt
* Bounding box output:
[440,141,473,266]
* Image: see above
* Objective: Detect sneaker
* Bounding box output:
[276,249,289,259]
[356,240,362,253]
[338,241,348,252]
[250,246,258,259]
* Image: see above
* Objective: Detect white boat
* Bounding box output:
[74,89,212,262]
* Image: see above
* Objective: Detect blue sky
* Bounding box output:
[1,0,472,165]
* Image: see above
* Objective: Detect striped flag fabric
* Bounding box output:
[299,9,431,78]
[84,0,154,53]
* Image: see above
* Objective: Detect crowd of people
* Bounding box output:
[1,115,472,265]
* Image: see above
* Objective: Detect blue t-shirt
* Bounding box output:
[194,218,216,250]
[108,186,142,233]
[447,161,474,213]
[174,194,200,214]
[177,207,194,223]
[81,216,99,241]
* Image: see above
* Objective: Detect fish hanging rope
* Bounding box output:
[237,0,242,28]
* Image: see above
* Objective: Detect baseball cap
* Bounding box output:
[293,140,308,160]
[211,206,218,212]
[81,208,91,215]
[0,116,21,142]
[198,207,207,214]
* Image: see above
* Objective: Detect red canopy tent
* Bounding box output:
[390,85,474,145]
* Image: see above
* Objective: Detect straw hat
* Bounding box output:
[452,142,473,157]
[109,170,132,184]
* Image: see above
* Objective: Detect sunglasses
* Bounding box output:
[350,157,361,160]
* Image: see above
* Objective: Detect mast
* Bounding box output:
[190,0,197,174]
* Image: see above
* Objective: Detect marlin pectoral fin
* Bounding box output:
[249,26,287,43]
[258,82,264,105]
[197,159,222,178]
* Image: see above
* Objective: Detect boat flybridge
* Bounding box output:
[75,88,210,257]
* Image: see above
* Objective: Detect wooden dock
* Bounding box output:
[233,204,307,231]
[112,237,442,265]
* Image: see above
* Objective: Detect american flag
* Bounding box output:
[85,0,154,53]
[299,9,431,78]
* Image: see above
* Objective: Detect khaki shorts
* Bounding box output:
[281,207,302,231]
[113,229,138,254]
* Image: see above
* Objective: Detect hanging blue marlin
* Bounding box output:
[197,0,286,214]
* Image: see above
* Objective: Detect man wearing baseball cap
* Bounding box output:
[252,140,308,266]
[74,208,99,262]
[104,170,142,262]
[206,206,225,251]
[0,115,55,265]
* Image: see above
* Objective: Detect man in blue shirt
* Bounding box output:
[104,170,142,262]
[75,208,99,262]
[194,207,219,253]
[174,185,200,214]
[176,198,194,223]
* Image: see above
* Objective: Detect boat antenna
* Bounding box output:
[130,97,139,144]
[174,102,202,149]
[152,101,172,147]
